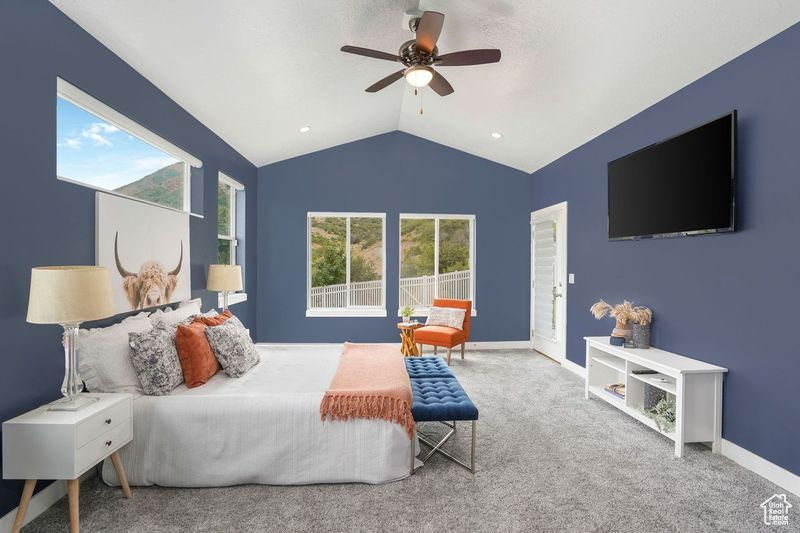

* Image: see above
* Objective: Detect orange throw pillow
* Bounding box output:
[193,310,232,327]
[175,321,222,388]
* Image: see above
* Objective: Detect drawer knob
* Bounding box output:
[105,418,112,424]
[105,440,112,447]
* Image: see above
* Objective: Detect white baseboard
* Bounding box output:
[465,340,531,350]
[721,439,800,497]
[0,480,66,533]
[257,341,533,350]
[561,358,587,378]
[0,471,95,533]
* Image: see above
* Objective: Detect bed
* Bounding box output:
[101,345,415,487]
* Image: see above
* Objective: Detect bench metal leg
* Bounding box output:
[415,420,476,474]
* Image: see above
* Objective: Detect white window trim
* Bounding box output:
[218,292,248,308]
[56,77,201,214]
[217,172,246,307]
[306,212,387,317]
[398,213,477,317]
[217,172,241,265]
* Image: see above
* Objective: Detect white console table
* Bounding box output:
[584,337,727,457]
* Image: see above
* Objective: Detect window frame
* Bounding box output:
[306,212,387,318]
[56,77,202,215]
[217,172,242,265]
[217,172,247,307]
[398,213,477,317]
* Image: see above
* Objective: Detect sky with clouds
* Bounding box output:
[56,98,179,190]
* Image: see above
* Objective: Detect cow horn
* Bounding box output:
[114,232,134,278]
[169,241,183,276]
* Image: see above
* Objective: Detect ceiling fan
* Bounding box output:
[340,11,501,96]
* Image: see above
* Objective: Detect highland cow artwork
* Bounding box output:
[96,193,191,313]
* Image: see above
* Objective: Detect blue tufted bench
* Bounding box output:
[407,369,478,473]
[404,356,454,379]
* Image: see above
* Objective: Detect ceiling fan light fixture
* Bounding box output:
[404,66,434,88]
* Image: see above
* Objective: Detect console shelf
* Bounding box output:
[584,336,727,458]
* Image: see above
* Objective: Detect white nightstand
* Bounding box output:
[2,393,133,533]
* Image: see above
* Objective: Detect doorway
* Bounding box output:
[530,202,567,362]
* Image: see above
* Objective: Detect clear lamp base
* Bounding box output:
[48,394,99,412]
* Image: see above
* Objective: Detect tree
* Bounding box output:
[350,255,379,282]
[312,242,346,287]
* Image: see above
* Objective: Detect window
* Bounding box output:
[399,214,475,315]
[56,78,201,212]
[217,172,247,307]
[307,213,386,317]
[217,173,240,265]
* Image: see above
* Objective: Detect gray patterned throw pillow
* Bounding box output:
[128,322,184,395]
[205,319,259,377]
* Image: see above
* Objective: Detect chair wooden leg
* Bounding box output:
[418,344,422,355]
[110,451,132,499]
[447,347,452,365]
[434,346,438,355]
[67,479,80,533]
[461,343,465,359]
[12,479,36,533]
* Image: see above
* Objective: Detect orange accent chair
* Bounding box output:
[415,299,472,365]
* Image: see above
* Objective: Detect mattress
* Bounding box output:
[102,345,415,487]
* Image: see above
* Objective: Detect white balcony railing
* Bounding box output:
[308,269,471,310]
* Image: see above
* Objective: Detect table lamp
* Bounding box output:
[27,266,115,411]
[207,264,242,311]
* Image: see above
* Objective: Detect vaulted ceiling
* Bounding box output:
[51,1,800,172]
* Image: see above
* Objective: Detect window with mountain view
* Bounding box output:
[57,96,188,211]
[399,215,475,314]
[307,213,386,316]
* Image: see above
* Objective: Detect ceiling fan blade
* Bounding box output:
[428,70,454,96]
[365,70,405,92]
[415,11,444,54]
[434,49,502,66]
[341,45,401,62]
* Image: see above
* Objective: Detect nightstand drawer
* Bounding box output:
[76,399,130,448]
[76,420,132,475]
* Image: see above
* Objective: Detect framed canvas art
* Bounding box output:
[96,192,191,313]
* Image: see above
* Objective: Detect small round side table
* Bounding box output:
[397,322,422,356]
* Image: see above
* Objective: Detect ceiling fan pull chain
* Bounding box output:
[419,87,424,115]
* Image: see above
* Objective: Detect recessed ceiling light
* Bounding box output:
[299,126,311,133]
[491,132,502,139]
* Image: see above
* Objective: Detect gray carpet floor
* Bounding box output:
[24,349,797,533]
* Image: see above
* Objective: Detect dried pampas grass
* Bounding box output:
[590,299,652,325]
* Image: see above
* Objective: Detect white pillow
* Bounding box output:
[178,298,202,309]
[151,301,201,327]
[425,307,466,329]
[78,312,152,394]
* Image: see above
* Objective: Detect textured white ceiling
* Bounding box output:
[51,1,800,172]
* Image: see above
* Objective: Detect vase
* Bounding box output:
[403,316,411,324]
[611,320,632,343]
[644,383,666,411]
[632,323,651,349]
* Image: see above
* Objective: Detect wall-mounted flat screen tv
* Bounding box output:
[608,111,736,240]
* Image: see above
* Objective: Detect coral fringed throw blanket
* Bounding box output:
[320,343,415,439]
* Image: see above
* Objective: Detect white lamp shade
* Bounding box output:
[207,264,242,292]
[27,266,115,324]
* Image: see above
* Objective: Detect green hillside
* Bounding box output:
[115,162,184,209]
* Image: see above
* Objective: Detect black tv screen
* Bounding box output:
[608,111,736,240]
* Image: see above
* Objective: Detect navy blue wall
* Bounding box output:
[0,1,258,515]
[531,23,800,475]
[257,132,531,343]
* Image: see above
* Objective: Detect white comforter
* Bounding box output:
[102,345,414,486]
